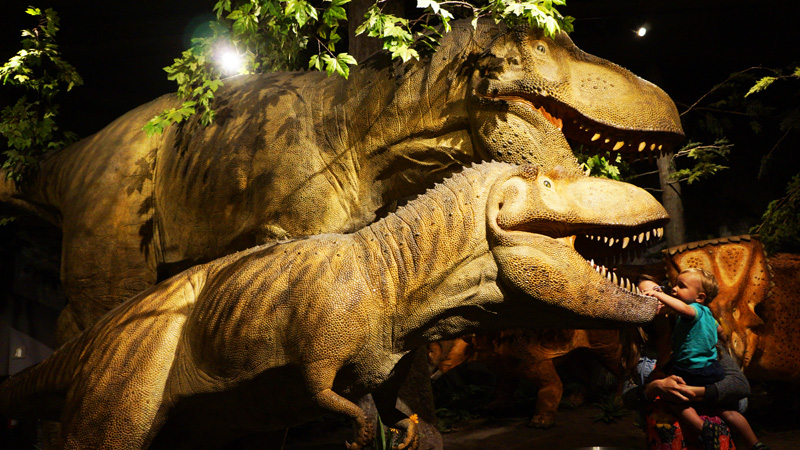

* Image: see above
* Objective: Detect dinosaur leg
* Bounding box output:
[523,359,562,429]
[372,382,420,450]
[312,389,373,449]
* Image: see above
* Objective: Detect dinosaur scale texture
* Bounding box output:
[0,19,684,342]
[0,162,669,449]
[664,234,800,382]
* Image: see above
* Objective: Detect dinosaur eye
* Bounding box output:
[535,43,547,54]
[542,179,552,188]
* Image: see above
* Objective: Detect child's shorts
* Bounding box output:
[671,359,724,386]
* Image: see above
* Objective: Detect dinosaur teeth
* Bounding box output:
[638,142,646,152]
[622,237,630,249]
[591,133,601,141]
[613,141,625,151]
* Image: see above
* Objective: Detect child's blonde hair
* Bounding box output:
[680,268,719,302]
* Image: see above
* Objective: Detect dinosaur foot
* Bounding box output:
[528,412,556,429]
[391,415,419,450]
[344,414,374,450]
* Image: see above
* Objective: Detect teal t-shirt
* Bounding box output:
[672,303,718,369]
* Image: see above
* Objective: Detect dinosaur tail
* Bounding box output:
[0,338,83,420]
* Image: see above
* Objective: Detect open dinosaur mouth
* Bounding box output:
[486,94,684,157]
[562,224,665,295]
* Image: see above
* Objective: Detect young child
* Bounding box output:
[643,268,769,450]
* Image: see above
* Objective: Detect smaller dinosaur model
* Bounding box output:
[664,234,800,383]
[428,329,627,428]
[0,162,667,449]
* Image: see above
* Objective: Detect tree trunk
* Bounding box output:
[657,152,685,247]
[348,0,405,62]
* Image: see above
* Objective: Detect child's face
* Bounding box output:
[672,272,705,304]
[638,279,660,292]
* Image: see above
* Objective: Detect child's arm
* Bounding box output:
[644,290,696,318]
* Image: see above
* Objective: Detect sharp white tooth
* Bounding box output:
[658,227,664,238]
[590,258,595,267]
[603,236,609,243]
[638,142,646,152]
[612,272,618,285]
[650,143,656,150]
[591,133,601,141]
[622,237,630,249]
[658,144,663,150]
[646,230,651,241]
[613,141,625,150]
[608,238,615,247]
[638,232,645,243]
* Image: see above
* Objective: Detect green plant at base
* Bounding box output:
[592,393,627,424]
[0,6,82,182]
[145,0,574,135]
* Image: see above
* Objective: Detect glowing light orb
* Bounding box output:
[219,50,244,75]
[637,26,648,37]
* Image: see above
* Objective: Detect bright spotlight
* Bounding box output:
[218,49,244,75]
[636,26,648,37]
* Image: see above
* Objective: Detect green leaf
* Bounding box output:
[745,76,777,97]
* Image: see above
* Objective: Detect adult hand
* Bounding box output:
[645,375,698,402]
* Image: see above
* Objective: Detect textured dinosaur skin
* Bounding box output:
[428,329,625,428]
[0,162,668,449]
[0,19,684,341]
[664,234,800,382]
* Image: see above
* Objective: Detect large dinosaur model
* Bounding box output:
[0,19,684,340]
[0,162,669,449]
[664,234,800,383]
[428,329,626,428]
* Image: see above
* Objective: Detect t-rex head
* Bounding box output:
[486,164,669,326]
[467,21,685,174]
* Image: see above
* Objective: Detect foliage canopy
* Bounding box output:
[143,0,575,135]
[0,7,82,182]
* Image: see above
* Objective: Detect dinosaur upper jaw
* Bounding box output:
[480,92,685,157]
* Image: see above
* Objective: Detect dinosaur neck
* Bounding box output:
[354,162,507,352]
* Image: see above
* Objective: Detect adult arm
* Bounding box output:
[622,374,698,410]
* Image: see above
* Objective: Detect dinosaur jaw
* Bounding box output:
[556,222,666,299]
[479,93,685,158]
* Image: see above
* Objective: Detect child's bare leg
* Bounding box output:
[719,409,759,448]
[664,402,705,441]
